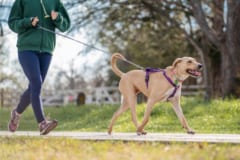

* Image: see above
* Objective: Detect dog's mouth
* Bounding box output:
[186,69,201,78]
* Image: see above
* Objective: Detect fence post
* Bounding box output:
[0,89,3,108]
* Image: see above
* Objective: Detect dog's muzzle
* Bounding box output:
[187,63,203,78]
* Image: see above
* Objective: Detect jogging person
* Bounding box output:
[8,0,70,135]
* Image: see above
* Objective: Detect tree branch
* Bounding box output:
[189,0,220,47]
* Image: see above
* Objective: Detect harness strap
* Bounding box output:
[145,67,180,99]
[162,71,180,99]
[145,68,163,88]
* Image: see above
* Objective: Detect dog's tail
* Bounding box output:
[111,53,126,77]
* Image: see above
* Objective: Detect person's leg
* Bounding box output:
[15,52,52,115]
[17,52,52,115]
[15,86,30,114]
[17,51,45,123]
[37,52,58,135]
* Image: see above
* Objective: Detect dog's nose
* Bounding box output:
[198,64,203,70]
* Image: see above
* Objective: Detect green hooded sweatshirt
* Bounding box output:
[8,0,71,54]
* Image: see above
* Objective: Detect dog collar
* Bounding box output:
[171,69,184,86]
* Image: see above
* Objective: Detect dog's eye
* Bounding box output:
[187,60,192,63]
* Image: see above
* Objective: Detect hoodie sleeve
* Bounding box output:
[8,0,33,33]
[53,0,71,32]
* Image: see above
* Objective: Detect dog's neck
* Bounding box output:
[169,68,186,85]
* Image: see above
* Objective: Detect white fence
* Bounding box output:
[0,85,206,107]
[41,87,121,107]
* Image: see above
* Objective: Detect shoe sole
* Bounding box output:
[40,121,58,135]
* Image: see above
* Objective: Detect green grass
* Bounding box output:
[0,97,240,160]
[0,97,239,133]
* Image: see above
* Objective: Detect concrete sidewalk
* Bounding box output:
[0,131,240,144]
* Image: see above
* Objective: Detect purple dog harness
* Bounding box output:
[145,67,180,99]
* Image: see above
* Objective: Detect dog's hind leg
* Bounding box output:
[108,97,129,135]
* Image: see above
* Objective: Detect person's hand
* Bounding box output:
[51,10,58,20]
[31,17,39,27]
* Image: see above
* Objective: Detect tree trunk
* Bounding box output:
[220,44,234,97]
[225,1,240,97]
[190,0,240,97]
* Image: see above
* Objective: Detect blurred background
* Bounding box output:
[1,0,240,107]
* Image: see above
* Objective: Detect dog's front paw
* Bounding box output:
[107,127,112,135]
[187,129,195,134]
[137,130,147,136]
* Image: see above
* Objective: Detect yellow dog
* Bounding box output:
[108,53,203,135]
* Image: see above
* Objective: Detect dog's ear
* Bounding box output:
[172,58,182,68]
